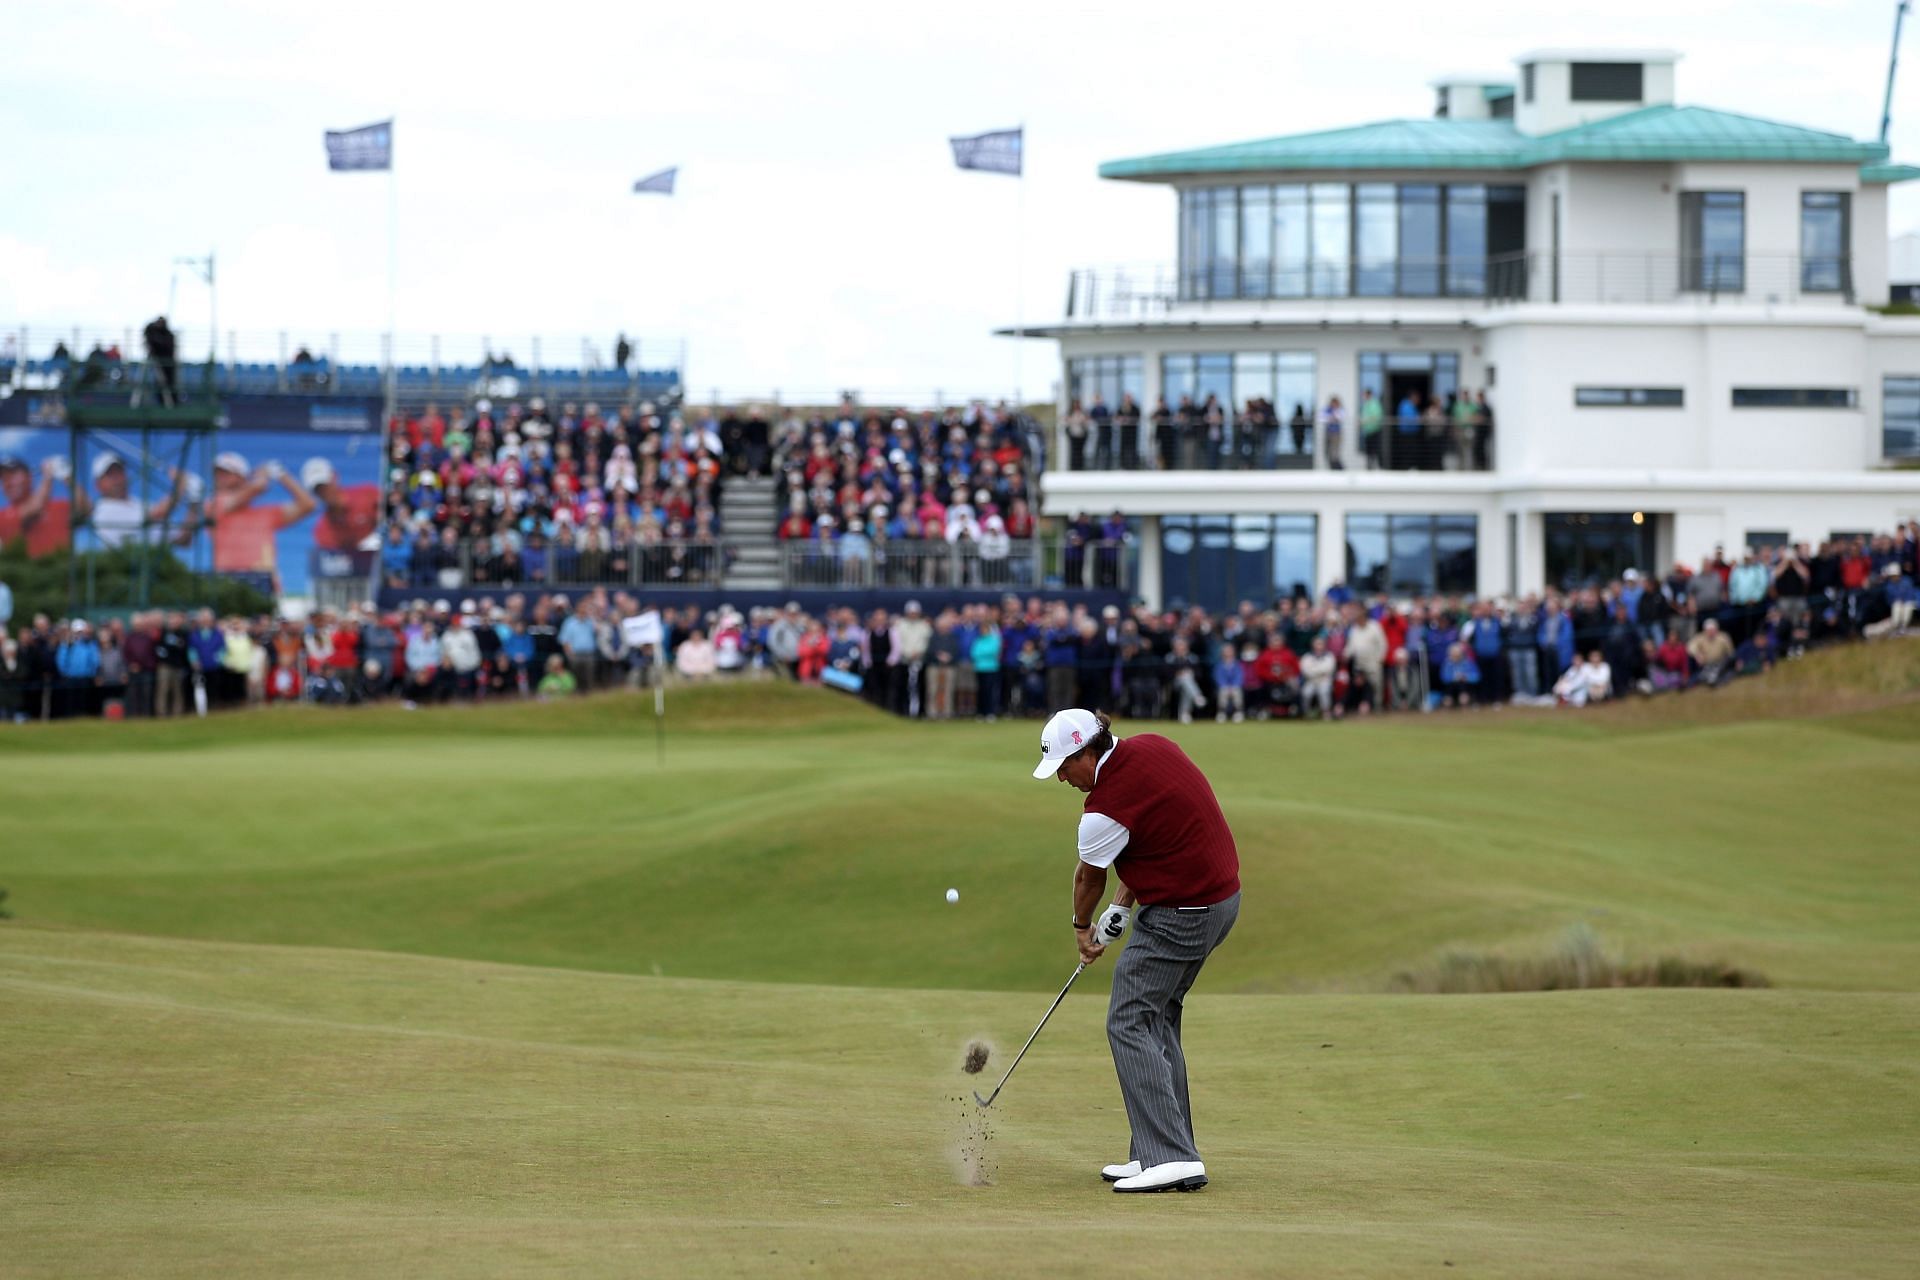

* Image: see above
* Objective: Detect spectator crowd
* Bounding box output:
[5,525,1915,724]
[772,400,1041,544]
[381,398,731,591]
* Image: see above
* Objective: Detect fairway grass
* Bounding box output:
[5,928,1917,1279]
[4,653,1919,1275]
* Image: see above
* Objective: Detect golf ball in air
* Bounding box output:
[946,888,960,904]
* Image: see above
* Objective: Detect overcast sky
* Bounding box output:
[5,0,1918,403]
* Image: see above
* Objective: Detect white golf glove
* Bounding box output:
[1091,903,1131,948]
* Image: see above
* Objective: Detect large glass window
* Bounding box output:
[1354,184,1398,297]
[1801,192,1850,293]
[1163,352,1316,429]
[1544,513,1655,590]
[1241,186,1273,298]
[1446,185,1487,296]
[1345,513,1479,596]
[1273,514,1317,599]
[1883,376,1920,459]
[1398,184,1441,296]
[1210,188,1237,299]
[1682,191,1745,292]
[1067,355,1144,411]
[1176,182,1525,301]
[1310,183,1350,297]
[1160,514,1319,611]
[1273,185,1309,298]
[1195,353,1232,411]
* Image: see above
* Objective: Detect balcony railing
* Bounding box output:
[1064,253,1859,318]
[1057,417,1493,473]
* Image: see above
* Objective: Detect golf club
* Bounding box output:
[972,961,1086,1108]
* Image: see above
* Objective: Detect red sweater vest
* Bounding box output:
[1083,734,1240,907]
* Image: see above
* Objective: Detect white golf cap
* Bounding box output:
[1032,708,1102,780]
[215,450,249,475]
[301,457,336,489]
[91,452,125,481]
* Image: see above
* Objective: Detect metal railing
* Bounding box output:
[389,536,732,591]
[1,324,686,407]
[1064,253,1860,318]
[1057,417,1493,473]
[779,538,1131,592]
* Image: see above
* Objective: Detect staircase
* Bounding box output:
[722,475,784,592]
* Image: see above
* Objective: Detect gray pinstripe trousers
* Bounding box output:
[1107,891,1240,1168]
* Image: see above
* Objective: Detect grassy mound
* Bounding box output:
[4,653,1918,995]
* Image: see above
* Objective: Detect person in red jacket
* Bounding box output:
[1031,708,1241,1195]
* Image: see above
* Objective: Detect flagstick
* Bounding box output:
[654,680,666,766]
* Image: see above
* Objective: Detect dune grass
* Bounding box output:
[2,645,1918,1275]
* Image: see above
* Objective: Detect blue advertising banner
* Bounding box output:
[0,403,384,597]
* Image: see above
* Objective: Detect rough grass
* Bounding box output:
[1386,922,1769,993]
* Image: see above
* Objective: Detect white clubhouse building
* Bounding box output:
[1028,49,1920,609]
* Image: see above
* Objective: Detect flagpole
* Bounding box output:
[1014,121,1025,411]
[386,124,398,415]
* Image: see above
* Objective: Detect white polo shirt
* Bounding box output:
[1076,738,1130,869]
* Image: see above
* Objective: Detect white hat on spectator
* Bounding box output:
[215,451,248,476]
[92,452,126,481]
[460,598,476,614]
[1623,568,1641,581]
[1888,563,1904,576]
[905,600,922,615]
[433,599,451,613]
[301,457,336,490]
[1031,708,1102,780]
[72,618,91,632]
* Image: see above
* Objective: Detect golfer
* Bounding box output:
[1032,707,1240,1194]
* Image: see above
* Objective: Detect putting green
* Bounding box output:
[3,652,1918,1276]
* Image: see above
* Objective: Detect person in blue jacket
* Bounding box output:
[56,618,102,717]
[1537,601,1577,685]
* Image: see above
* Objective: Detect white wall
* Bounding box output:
[1484,322,1707,470]
[1514,57,1676,137]
[1560,164,1676,257]
[1856,185,1891,304]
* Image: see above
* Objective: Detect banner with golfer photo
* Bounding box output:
[0,414,383,597]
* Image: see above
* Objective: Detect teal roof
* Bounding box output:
[1482,85,1515,102]
[1861,162,1920,183]
[1099,104,1893,180]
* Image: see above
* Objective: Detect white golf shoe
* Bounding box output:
[1100,1160,1141,1183]
[1112,1160,1208,1193]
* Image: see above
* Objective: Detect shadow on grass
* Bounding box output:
[1387,922,1769,993]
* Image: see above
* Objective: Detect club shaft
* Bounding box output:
[979,962,1085,1105]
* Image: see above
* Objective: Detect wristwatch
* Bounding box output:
[1071,916,1091,930]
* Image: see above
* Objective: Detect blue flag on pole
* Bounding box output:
[950,128,1022,176]
[633,167,678,195]
[325,120,393,172]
